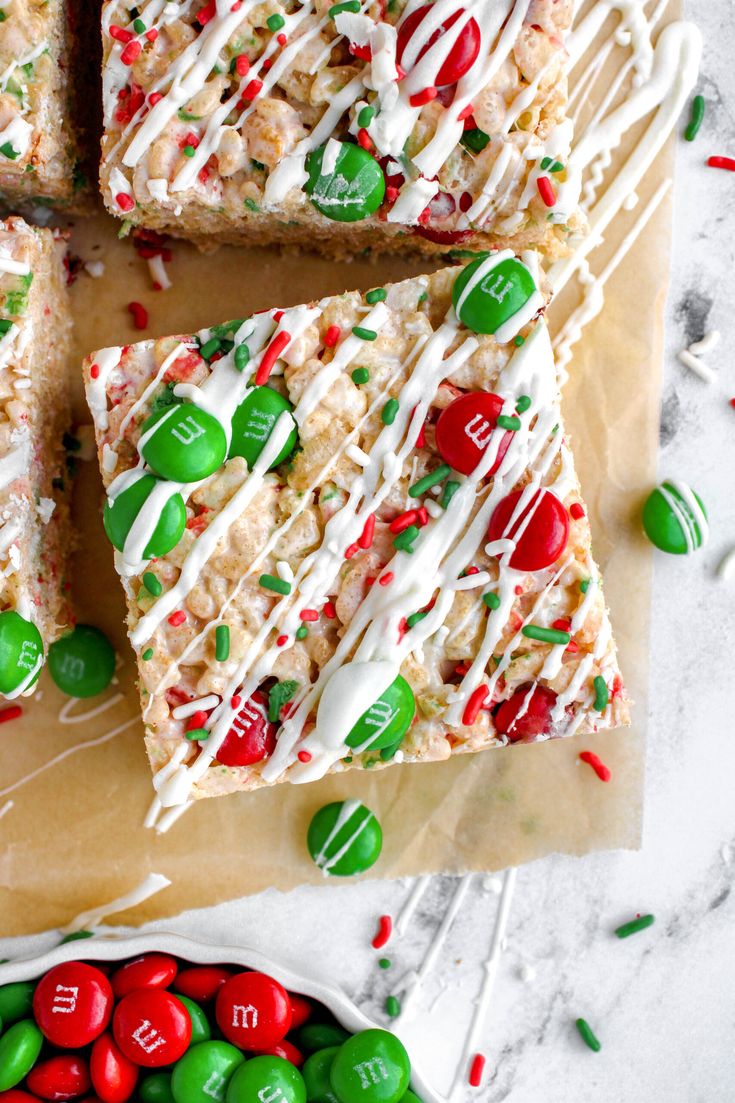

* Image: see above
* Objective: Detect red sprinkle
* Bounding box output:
[416,506,429,527]
[0,705,22,724]
[537,175,556,207]
[276,634,288,646]
[459,190,473,212]
[196,0,216,23]
[243,78,263,101]
[109,24,134,42]
[729,398,735,409]
[462,685,488,726]
[90,363,100,380]
[168,611,186,627]
[357,128,374,152]
[379,572,394,586]
[708,155,735,172]
[569,502,585,520]
[116,192,134,212]
[120,40,142,65]
[149,91,163,105]
[185,710,208,732]
[235,54,250,76]
[358,513,375,549]
[468,1054,486,1088]
[565,639,580,654]
[299,609,318,622]
[277,32,287,45]
[409,86,438,107]
[323,601,336,619]
[344,543,359,559]
[272,311,284,323]
[297,750,312,763]
[255,330,291,384]
[579,750,611,782]
[128,301,148,330]
[231,695,242,709]
[145,27,158,41]
[371,915,393,950]
[457,103,474,121]
[351,43,372,61]
[324,324,341,348]
[390,509,418,534]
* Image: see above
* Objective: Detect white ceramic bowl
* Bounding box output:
[0,931,440,1103]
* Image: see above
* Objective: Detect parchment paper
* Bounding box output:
[0,10,675,934]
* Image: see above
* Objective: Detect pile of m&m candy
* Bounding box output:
[0,955,419,1103]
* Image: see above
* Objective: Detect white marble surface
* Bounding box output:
[2,2,734,1100]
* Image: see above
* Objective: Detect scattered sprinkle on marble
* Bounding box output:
[385,994,401,1018]
[468,1053,486,1087]
[378,958,391,970]
[482,875,503,894]
[615,913,655,938]
[716,547,735,581]
[372,914,393,950]
[677,348,717,383]
[518,962,537,983]
[575,1018,601,1052]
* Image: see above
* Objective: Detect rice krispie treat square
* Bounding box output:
[100,0,579,256]
[0,217,72,699]
[84,252,628,808]
[0,0,87,207]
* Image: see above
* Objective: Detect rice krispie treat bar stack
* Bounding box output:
[0,217,72,699]
[0,0,85,206]
[100,0,578,255]
[84,252,628,807]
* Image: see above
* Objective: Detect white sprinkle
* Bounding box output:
[518,962,537,983]
[85,260,105,279]
[0,799,14,820]
[424,499,443,519]
[276,560,294,583]
[716,546,735,581]
[721,843,732,864]
[689,331,720,356]
[171,693,220,720]
[148,253,172,291]
[102,444,119,473]
[678,349,716,383]
[482,875,503,894]
[346,443,371,467]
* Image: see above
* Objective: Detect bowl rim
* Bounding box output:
[0,930,442,1103]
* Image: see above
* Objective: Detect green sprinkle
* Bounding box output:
[234,343,250,371]
[259,573,292,595]
[142,648,154,661]
[382,398,399,425]
[497,414,521,431]
[365,287,386,304]
[580,578,591,593]
[142,571,162,597]
[133,17,146,32]
[441,480,460,509]
[460,128,490,154]
[0,11,6,21]
[351,367,370,384]
[393,525,420,553]
[575,1018,601,1052]
[418,292,428,303]
[522,625,571,645]
[296,625,309,640]
[482,592,500,610]
[183,145,196,158]
[0,142,18,160]
[515,394,532,413]
[352,325,377,341]
[549,160,564,173]
[244,197,260,212]
[406,610,428,629]
[266,12,285,29]
[329,0,360,15]
[685,93,705,141]
[540,156,552,169]
[60,930,94,944]
[199,336,221,360]
[385,996,401,1019]
[268,678,299,722]
[593,674,609,712]
[185,728,209,741]
[513,335,525,347]
[614,914,655,939]
[215,624,230,662]
[378,958,391,970]
[409,464,451,499]
[358,106,376,128]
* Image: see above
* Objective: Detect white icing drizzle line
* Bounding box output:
[394,875,432,938]
[58,693,126,725]
[313,799,376,875]
[658,479,708,554]
[0,799,13,821]
[58,873,172,935]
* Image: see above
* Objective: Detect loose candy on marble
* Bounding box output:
[452,256,538,336]
[0,611,43,696]
[173,968,231,1004]
[48,626,116,699]
[215,972,292,1051]
[138,1073,175,1103]
[33,963,114,1048]
[170,1041,244,1103]
[641,480,708,555]
[226,1056,306,1103]
[26,1054,91,1101]
[229,386,298,470]
[303,1046,340,1103]
[214,690,276,767]
[330,1030,410,1103]
[90,1034,139,1103]
[113,990,191,1068]
[295,1025,350,1054]
[396,4,481,85]
[435,392,513,476]
[176,997,211,1046]
[487,488,569,572]
[305,143,386,223]
[344,676,415,752]
[0,982,34,1025]
[111,954,178,999]
[494,684,558,743]
[307,801,383,877]
[140,403,228,482]
[103,474,186,560]
[0,1021,43,1091]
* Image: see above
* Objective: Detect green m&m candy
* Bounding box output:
[140,1072,176,1103]
[303,1047,340,1103]
[0,610,43,696]
[140,402,227,481]
[642,479,708,555]
[399,1093,423,1103]
[171,1041,244,1103]
[104,473,187,560]
[296,1024,350,1054]
[305,142,385,223]
[330,1030,410,1103]
[0,1019,43,1090]
[227,1056,306,1103]
[230,386,298,470]
[307,800,382,877]
[0,981,35,1025]
[345,675,415,752]
[452,256,538,336]
[177,996,212,1046]
[48,624,116,698]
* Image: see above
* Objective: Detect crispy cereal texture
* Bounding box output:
[84,256,628,808]
[100,0,579,256]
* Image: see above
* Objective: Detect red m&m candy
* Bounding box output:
[258,1041,304,1068]
[90,1035,138,1103]
[215,691,276,768]
[173,967,231,1004]
[396,5,481,86]
[487,488,569,571]
[435,393,512,476]
[215,972,292,1051]
[27,1055,91,1101]
[113,990,191,1068]
[33,963,113,1048]
[494,684,558,743]
[288,994,312,1031]
[111,955,178,999]
[0,1093,39,1102]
